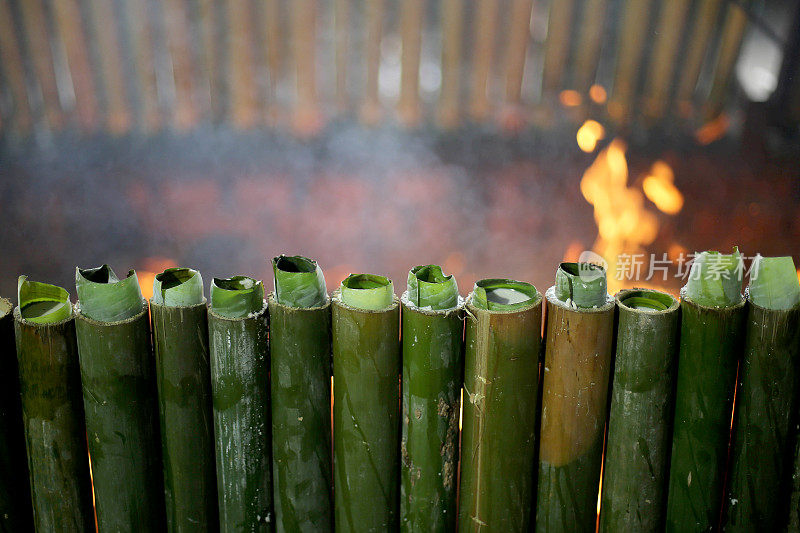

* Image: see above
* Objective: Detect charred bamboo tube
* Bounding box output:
[270,255,332,532]
[333,274,400,532]
[74,265,165,531]
[723,256,800,531]
[536,263,615,533]
[150,267,218,531]
[0,296,33,532]
[14,277,94,531]
[599,289,680,532]
[666,249,747,531]
[401,266,463,532]
[208,275,271,531]
[459,278,542,531]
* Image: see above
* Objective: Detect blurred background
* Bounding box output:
[1,0,799,299]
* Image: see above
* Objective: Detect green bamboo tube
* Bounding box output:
[599,289,680,532]
[536,263,615,533]
[269,255,332,532]
[0,297,33,532]
[208,275,271,531]
[74,265,165,531]
[723,256,800,531]
[666,249,747,531]
[150,267,219,531]
[400,265,463,532]
[332,274,401,532]
[14,277,95,532]
[459,278,542,532]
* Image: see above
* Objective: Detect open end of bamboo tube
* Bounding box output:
[340,273,394,311]
[273,255,327,308]
[17,276,73,323]
[151,267,204,306]
[406,264,459,310]
[210,276,265,319]
[618,288,677,312]
[682,248,743,307]
[555,262,608,308]
[747,255,800,310]
[76,265,143,322]
[471,278,538,311]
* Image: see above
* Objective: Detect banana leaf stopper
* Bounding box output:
[555,262,608,308]
[210,276,265,318]
[18,276,73,323]
[471,278,538,311]
[340,273,394,311]
[75,265,143,322]
[406,264,459,310]
[272,255,327,308]
[748,255,800,310]
[618,288,676,311]
[151,267,204,306]
[683,248,743,307]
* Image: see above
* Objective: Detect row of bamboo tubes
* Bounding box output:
[0,0,753,137]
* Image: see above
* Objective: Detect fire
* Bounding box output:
[577,120,605,153]
[137,257,177,300]
[797,270,800,285]
[580,139,659,293]
[559,90,582,107]
[642,161,683,215]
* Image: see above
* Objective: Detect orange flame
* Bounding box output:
[577,120,605,153]
[642,161,683,215]
[137,257,177,301]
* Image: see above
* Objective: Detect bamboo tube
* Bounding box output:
[398,0,424,127]
[208,276,272,531]
[14,278,94,531]
[573,0,608,93]
[541,0,576,96]
[599,289,680,532]
[0,297,33,532]
[459,278,542,531]
[643,0,691,119]
[361,0,385,125]
[536,263,615,532]
[18,0,65,130]
[705,2,749,120]
[86,0,131,133]
[270,255,332,532]
[503,0,533,106]
[150,268,218,531]
[163,0,198,129]
[666,249,747,531]
[0,0,33,134]
[469,0,499,121]
[333,274,400,531]
[74,266,165,531]
[401,266,463,532]
[438,0,463,128]
[674,0,722,115]
[609,0,652,123]
[124,0,161,131]
[723,256,800,531]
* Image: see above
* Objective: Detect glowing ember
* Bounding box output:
[559,90,582,107]
[642,161,684,215]
[589,85,607,104]
[577,120,605,153]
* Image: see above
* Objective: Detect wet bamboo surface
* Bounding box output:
[536,289,615,533]
[151,300,218,531]
[401,302,463,532]
[459,293,542,531]
[209,304,272,531]
[332,293,400,532]
[0,298,33,532]
[13,309,95,532]
[269,295,333,532]
[75,302,165,531]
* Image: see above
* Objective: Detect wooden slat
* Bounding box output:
[503,0,533,105]
[263,0,283,120]
[0,0,33,134]
[705,2,749,119]
[228,0,259,128]
[335,0,350,112]
[291,0,320,135]
[198,0,221,121]
[609,0,652,123]
[398,0,424,126]
[360,0,384,125]
[573,0,608,93]
[438,0,463,128]
[163,0,197,129]
[469,0,499,120]
[674,0,722,115]
[19,0,64,130]
[541,0,575,96]
[643,0,691,119]
[123,0,161,131]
